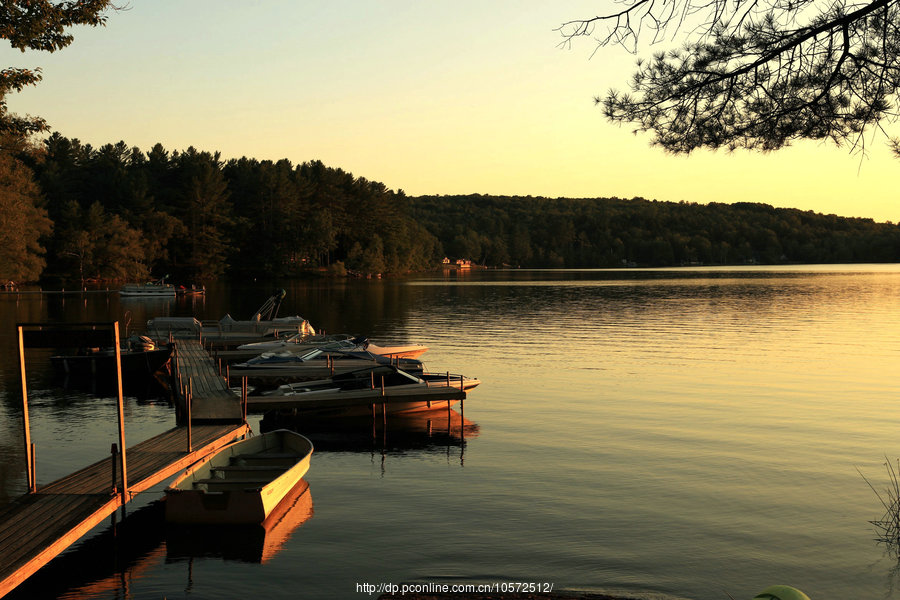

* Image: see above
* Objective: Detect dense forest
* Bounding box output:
[411,194,900,268]
[3,134,439,283]
[2,133,900,285]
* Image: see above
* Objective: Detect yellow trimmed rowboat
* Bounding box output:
[164,429,313,524]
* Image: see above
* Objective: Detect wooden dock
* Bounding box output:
[0,422,250,598]
[1,321,252,597]
[171,339,244,421]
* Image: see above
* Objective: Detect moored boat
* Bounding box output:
[248,365,476,417]
[176,284,206,296]
[232,348,424,375]
[120,276,176,298]
[165,429,314,524]
[237,334,428,359]
[50,335,172,383]
[365,342,429,359]
[236,333,364,352]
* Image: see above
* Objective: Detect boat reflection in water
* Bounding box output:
[165,479,314,564]
[260,410,480,457]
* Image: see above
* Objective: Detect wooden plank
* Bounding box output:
[170,340,242,421]
[0,495,121,596]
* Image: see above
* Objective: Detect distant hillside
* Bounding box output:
[411,194,900,268]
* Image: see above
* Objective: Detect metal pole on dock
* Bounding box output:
[16,326,35,493]
[113,322,128,504]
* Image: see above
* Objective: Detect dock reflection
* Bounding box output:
[165,480,314,564]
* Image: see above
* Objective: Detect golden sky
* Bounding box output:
[7,1,899,222]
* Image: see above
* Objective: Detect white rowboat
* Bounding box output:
[164,429,314,524]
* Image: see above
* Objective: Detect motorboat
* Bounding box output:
[247,365,477,417]
[214,314,315,337]
[164,429,314,524]
[146,289,314,340]
[209,289,315,336]
[231,348,424,377]
[236,333,363,352]
[237,334,428,359]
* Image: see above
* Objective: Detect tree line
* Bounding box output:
[411,194,900,268]
[2,133,439,283]
[2,134,900,285]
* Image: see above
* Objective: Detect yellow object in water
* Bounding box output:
[753,585,811,600]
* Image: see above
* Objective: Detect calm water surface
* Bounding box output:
[2,266,900,599]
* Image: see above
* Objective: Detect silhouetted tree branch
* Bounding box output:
[559,0,900,154]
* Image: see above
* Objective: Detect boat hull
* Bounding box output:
[366,343,428,359]
[165,430,313,524]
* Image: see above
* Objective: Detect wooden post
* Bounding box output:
[381,376,385,396]
[112,322,128,505]
[17,326,35,494]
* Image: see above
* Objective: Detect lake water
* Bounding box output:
[2,266,900,600]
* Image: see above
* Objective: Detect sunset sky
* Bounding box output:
[6,1,899,222]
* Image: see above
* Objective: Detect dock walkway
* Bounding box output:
[0,422,250,597]
[171,339,243,421]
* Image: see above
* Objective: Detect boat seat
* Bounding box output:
[210,465,288,480]
[192,479,271,490]
[230,452,297,460]
[229,453,299,467]
[213,465,290,472]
